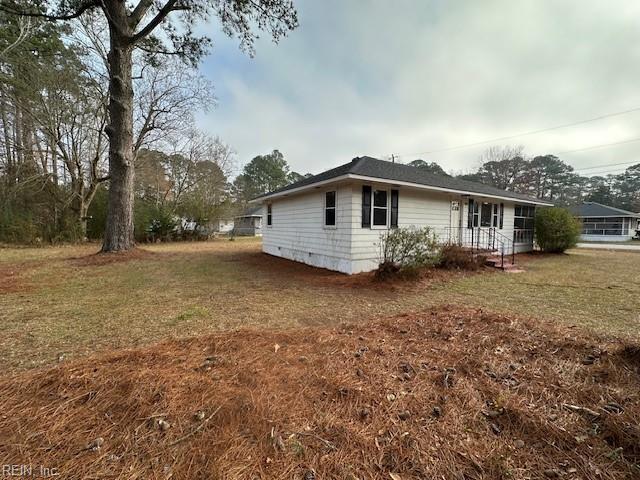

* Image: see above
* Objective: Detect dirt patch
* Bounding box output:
[234,251,483,290]
[67,247,158,267]
[0,306,637,479]
[0,263,34,293]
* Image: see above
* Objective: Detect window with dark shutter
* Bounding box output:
[499,203,504,229]
[467,199,479,228]
[267,204,272,226]
[372,190,388,226]
[390,189,399,228]
[362,185,371,228]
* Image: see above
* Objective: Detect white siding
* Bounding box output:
[349,185,459,273]
[262,184,354,273]
[348,183,531,273]
[262,181,537,275]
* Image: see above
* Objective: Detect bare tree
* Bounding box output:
[476,145,528,191]
[134,60,213,153]
[0,0,298,252]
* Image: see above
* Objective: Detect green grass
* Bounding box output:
[1,239,638,370]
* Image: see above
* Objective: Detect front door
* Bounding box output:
[450,200,461,243]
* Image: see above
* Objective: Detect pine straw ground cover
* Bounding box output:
[0,307,638,480]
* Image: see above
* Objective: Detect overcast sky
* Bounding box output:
[197,0,640,178]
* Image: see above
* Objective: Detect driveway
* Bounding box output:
[576,242,640,251]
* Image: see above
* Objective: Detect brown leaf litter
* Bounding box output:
[0,306,638,479]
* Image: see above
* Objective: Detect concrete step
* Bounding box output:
[485,256,524,273]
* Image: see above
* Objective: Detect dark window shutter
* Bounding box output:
[390,189,399,228]
[499,203,504,229]
[467,198,474,229]
[362,185,371,228]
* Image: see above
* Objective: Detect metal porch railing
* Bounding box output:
[443,227,517,269]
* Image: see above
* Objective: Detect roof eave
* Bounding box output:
[576,214,640,218]
[249,174,352,202]
[251,174,554,206]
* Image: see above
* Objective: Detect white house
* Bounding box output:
[252,156,554,274]
[233,206,263,236]
[569,202,640,242]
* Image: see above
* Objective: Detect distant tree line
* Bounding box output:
[0,11,224,243]
[0,5,298,245]
[0,0,298,250]
[411,146,639,212]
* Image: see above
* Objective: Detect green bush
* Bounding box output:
[535,207,581,253]
[133,200,177,242]
[376,227,439,279]
[0,181,84,245]
[86,186,108,240]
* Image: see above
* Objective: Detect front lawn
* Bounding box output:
[1,239,638,369]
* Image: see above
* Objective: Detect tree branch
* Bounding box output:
[128,0,154,28]
[136,43,185,56]
[0,0,99,20]
[131,0,189,44]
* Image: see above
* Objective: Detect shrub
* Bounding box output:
[145,207,178,241]
[535,207,581,253]
[438,243,486,270]
[376,227,439,279]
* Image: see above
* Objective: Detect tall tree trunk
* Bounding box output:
[102,10,135,252]
[0,93,13,180]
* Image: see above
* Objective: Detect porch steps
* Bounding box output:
[485,256,524,273]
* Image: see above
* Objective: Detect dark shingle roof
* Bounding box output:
[568,202,640,218]
[237,205,263,217]
[255,156,550,204]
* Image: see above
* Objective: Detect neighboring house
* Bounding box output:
[569,202,640,242]
[233,206,263,236]
[214,218,235,234]
[252,156,553,274]
[180,217,234,236]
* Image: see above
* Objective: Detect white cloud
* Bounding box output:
[198,0,640,177]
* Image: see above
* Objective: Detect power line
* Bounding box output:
[557,137,640,155]
[574,159,640,172]
[398,106,640,157]
[580,166,638,176]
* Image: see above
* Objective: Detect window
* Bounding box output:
[469,200,501,228]
[324,191,336,227]
[372,189,388,226]
[480,202,493,227]
[267,204,272,226]
[514,204,535,230]
[581,217,624,236]
[468,199,480,228]
[362,186,398,228]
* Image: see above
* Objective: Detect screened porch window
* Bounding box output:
[514,205,535,230]
[513,204,535,243]
[581,217,626,235]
